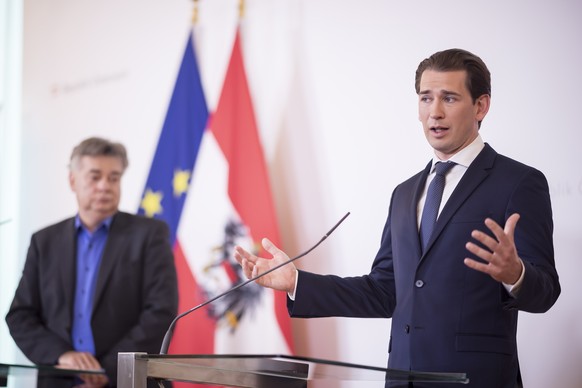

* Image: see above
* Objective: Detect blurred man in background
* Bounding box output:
[6,137,178,387]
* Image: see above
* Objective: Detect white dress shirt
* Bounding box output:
[417,135,485,228]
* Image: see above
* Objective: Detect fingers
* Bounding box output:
[57,351,103,375]
[234,245,257,276]
[467,228,497,255]
[464,213,522,284]
[465,240,492,263]
[464,220,501,267]
[74,353,101,371]
[463,256,489,273]
[234,238,284,264]
[466,214,520,259]
[234,237,297,290]
[483,214,519,245]
[76,372,109,387]
[233,237,296,292]
[233,245,254,264]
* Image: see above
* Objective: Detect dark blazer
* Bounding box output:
[288,144,560,388]
[6,211,178,386]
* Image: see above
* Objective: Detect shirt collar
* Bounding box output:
[430,134,485,171]
[74,214,114,233]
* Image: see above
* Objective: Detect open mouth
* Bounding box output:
[430,126,449,133]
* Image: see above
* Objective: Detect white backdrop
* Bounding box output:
[1,0,581,387]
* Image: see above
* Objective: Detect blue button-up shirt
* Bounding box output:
[71,215,112,354]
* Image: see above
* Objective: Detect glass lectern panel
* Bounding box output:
[0,362,106,388]
[118,353,469,388]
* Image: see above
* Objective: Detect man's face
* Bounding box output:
[418,70,490,160]
[69,155,123,224]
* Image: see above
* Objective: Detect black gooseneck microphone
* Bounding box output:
[159,212,350,355]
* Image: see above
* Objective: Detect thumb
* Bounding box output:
[505,213,520,237]
[262,238,280,257]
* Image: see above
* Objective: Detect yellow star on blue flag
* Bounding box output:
[140,189,164,218]
[173,169,191,197]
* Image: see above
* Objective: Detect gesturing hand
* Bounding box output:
[464,213,523,285]
[234,238,297,294]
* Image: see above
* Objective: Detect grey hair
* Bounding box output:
[69,137,128,171]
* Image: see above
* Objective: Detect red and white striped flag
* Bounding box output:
[174,25,293,361]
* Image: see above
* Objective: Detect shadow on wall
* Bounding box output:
[271,51,341,360]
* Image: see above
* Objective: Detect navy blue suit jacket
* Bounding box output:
[288,144,560,388]
[6,212,178,386]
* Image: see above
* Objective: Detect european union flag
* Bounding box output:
[138,32,208,245]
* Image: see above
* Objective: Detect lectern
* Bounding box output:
[118,353,469,387]
[0,362,106,387]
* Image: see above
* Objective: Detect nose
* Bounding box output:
[429,100,444,119]
[96,177,111,191]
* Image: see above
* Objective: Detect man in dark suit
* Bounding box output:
[6,137,178,387]
[233,49,560,387]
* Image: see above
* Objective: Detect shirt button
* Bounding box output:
[415,280,425,288]
[405,325,410,334]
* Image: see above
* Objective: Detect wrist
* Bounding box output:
[287,269,299,299]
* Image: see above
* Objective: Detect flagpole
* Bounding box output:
[239,0,245,20]
[191,0,199,25]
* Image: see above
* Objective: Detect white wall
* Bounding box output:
[1,0,581,387]
[0,0,23,363]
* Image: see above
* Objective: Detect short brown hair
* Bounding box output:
[69,137,128,171]
[415,48,491,102]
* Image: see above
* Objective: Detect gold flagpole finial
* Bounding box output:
[238,0,245,20]
[192,0,199,25]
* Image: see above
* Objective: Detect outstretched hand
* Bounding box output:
[234,238,297,294]
[464,213,523,285]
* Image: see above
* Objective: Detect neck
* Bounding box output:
[78,211,115,232]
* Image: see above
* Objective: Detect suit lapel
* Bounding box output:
[93,212,126,313]
[420,144,497,259]
[60,218,78,325]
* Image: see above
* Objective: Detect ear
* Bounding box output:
[475,94,490,122]
[68,170,76,192]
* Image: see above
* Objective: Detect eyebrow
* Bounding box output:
[419,89,462,96]
[88,169,122,176]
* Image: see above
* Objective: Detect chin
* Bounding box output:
[95,207,117,216]
[427,138,446,149]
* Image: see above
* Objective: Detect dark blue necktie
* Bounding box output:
[420,161,456,250]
